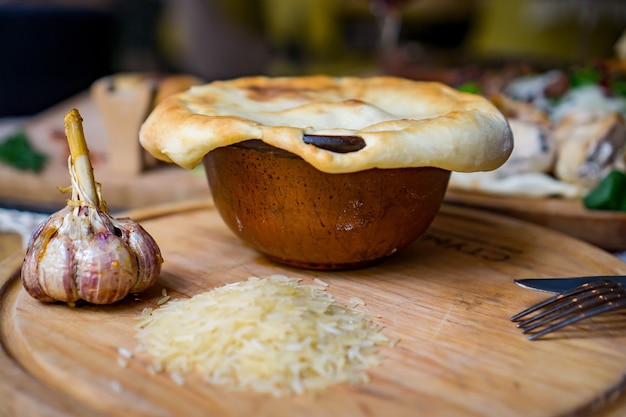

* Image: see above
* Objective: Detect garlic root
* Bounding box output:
[20,109,163,305]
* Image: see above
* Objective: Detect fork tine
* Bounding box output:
[511,280,616,321]
[526,297,626,340]
[515,285,619,328]
[519,290,624,334]
[512,279,626,340]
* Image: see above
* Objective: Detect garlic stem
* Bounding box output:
[64,109,99,207]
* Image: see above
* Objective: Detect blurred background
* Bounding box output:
[0,0,624,117]
[0,0,625,252]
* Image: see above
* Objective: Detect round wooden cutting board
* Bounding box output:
[3,200,626,417]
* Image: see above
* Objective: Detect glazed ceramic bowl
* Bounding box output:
[203,140,450,270]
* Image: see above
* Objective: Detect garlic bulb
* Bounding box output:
[21,109,163,305]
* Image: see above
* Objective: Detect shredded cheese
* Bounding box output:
[134,275,392,396]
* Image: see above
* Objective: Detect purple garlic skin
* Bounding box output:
[111,216,163,294]
[21,205,163,305]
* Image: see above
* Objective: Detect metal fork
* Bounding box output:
[511,280,626,340]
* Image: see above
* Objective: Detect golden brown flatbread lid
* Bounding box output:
[139,76,513,173]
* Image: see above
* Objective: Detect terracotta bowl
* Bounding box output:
[203,140,450,270]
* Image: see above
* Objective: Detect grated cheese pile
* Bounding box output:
[134,275,392,396]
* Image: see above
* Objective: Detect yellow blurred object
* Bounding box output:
[261,0,342,58]
[467,0,624,63]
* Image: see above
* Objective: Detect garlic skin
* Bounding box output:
[21,203,163,305]
[111,216,163,294]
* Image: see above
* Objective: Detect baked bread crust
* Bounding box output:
[139,76,513,173]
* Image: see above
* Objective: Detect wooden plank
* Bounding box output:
[2,201,626,416]
[445,189,626,251]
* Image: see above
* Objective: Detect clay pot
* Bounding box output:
[203,140,450,270]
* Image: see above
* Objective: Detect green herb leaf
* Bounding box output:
[583,170,626,211]
[570,66,602,88]
[0,131,48,173]
[457,82,481,95]
[610,79,626,98]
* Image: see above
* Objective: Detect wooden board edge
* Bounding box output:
[566,373,626,417]
[445,189,626,220]
[0,252,105,417]
[0,251,23,298]
[444,189,626,251]
[117,197,214,222]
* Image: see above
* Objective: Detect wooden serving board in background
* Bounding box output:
[3,201,626,417]
[0,92,208,211]
[445,189,626,252]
